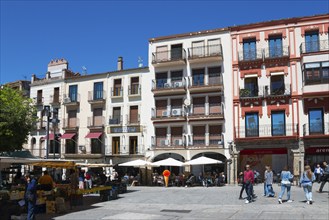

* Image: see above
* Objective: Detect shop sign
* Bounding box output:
[305,147,329,154]
[240,148,287,155]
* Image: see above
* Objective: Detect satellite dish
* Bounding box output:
[184,98,191,106]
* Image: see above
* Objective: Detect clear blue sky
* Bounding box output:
[1,0,328,84]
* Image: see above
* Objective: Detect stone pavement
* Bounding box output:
[37,182,329,220]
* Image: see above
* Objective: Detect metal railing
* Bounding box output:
[87,116,105,127]
[127,114,140,124]
[49,95,61,104]
[188,44,223,59]
[62,94,80,104]
[111,87,123,97]
[108,115,123,125]
[303,123,329,136]
[300,40,329,54]
[264,84,291,96]
[88,90,105,101]
[152,48,186,63]
[128,84,141,95]
[62,118,80,129]
[264,46,289,59]
[238,48,263,61]
[235,123,297,138]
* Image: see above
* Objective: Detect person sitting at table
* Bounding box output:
[185,173,195,187]
[38,170,54,191]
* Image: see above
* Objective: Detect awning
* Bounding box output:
[42,133,55,140]
[61,133,76,139]
[85,132,102,139]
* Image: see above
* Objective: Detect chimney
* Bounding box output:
[117,57,123,71]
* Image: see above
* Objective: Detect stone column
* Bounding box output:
[290,139,305,185]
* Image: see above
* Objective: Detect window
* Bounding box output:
[244,77,258,97]
[130,77,139,95]
[271,111,285,136]
[66,139,76,154]
[156,72,167,88]
[91,138,102,154]
[305,31,319,53]
[94,82,103,100]
[171,70,183,82]
[113,79,122,96]
[68,110,77,128]
[129,137,138,154]
[111,107,121,124]
[304,62,329,85]
[171,44,183,60]
[93,108,103,126]
[192,68,205,86]
[271,75,285,95]
[53,88,60,103]
[112,137,120,154]
[208,67,221,85]
[129,106,139,124]
[269,36,282,58]
[245,113,259,137]
[191,41,204,57]
[69,85,78,102]
[208,39,221,55]
[309,109,324,134]
[37,90,43,104]
[243,38,256,60]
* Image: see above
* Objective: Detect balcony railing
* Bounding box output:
[62,118,79,130]
[152,48,186,64]
[111,87,123,97]
[152,107,185,118]
[49,95,61,105]
[127,114,140,124]
[87,116,105,128]
[235,123,297,138]
[35,97,44,106]
[128,84,141,96]
[264,84,291,97]
[62,94,80,105]
[238,49,263,61]
[264,46,289,59]
[188,44,223,59]
[239,86,263,98]
[108,116,123,125]
[303,123,329,136]
[300,40,329,54]
[88,90,105,102]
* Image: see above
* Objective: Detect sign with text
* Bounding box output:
[108,126,141,133]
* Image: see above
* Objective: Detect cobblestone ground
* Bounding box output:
[37,183,329,220]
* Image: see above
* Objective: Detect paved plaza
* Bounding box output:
[38,183,329,220]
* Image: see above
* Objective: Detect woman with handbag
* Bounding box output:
[278,166,294,204]
[24,173,37,220]
[300,165,316,205]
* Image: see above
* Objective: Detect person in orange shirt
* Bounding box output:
[38,170,54,191]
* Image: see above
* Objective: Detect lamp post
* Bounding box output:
[51,108,59,159]
[44,105,51,159]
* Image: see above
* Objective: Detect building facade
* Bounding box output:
[231,14,329,182]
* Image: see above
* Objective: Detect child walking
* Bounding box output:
[300,165,316,205]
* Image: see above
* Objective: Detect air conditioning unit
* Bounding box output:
[164,83,171,88]
[63,97,71,103]
[162,111,169,117]
[171,109,182,116]
[174,81,183,88]
[160,139,169,146]
[175,139,183,146]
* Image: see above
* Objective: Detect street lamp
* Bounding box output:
[43,105,51,159]
[51,108,60,159]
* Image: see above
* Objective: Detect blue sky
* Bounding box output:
[1,0,328,84]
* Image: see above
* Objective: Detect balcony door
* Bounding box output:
[269,36,282,58]
[243,39,256,60]
[112,137,120,154]
[309,109,324,134]
[129,136,138,154]
[245,113,259,137]
[271,75,285,95]
[94,82,103,100]
[171,44,183,60]
[69,85,78,102]
[305,31,319,53]
[244,77,258,97]
[271,111,285,136]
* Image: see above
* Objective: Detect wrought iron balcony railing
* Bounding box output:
[235,123,297,138]
[108,115,123,125]
[303,123,329,136]
[87,116,105,128]
[264,84,291,97]
[300,40,329,54]
[188,44,223,59]
[238,49,263,61]
[128,84,141,95]
[264,46,289,59]
[88,90,105,101]
[152,49,186,63]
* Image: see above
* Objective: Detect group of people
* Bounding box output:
[239,161,329,205]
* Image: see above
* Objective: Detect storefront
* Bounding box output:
[239,148,288,179]
[305,146,329,167]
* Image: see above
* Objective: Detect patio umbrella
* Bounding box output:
[151,158,183,167]
[118,159,151,167]
[184,156,223,165]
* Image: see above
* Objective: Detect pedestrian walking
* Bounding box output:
[243,164,255,204]
[24,173,37,220]
[300,165,316,204]
[278,166,294,204]
[317,161,329,193]
[314,164,323,183]
[264,165,275,197]
[238,171,245,200]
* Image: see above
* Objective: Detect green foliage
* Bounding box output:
[0,86,37,152]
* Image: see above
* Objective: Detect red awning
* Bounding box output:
[61,133,76,139]
[42,133,55,140]
[85,132,102,139]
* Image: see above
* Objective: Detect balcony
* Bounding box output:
[239,86,264,100]
[111,87,123,98]
[235,123,297,140]
[87,116,105,129]
[128,84,141,97]
[300,40,329,54]
[151,136,185,150]
[88,90,106,105]
[188,44,223,63]
[264,84,291,98]
[151,79,186,96]
[238,49,263,62]
[62,118,79,131]
[127,114,140,124]
[62,94,80,107]
[303,123,329,137]
[34,97,44,106]
[189,75,223,93]
[151,107,185,123]
[152,49,187,67]
[49,95,61,106]
[264,46,290,63]
[108,116,123,125]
